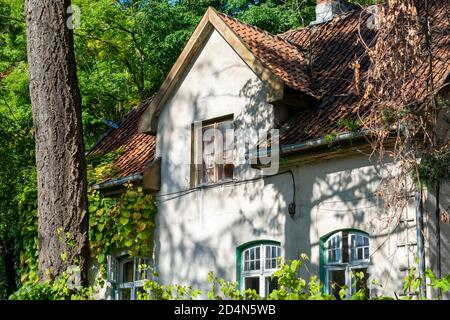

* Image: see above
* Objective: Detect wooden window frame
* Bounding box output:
[191,115,234,188]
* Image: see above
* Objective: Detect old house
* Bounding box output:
[90,0,450,300]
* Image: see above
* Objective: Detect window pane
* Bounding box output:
[328,270,346,300]
[120,288,132,300]
[264,245,281,269]
[122,261,134,283]
[243,246,261,271]
[202,125,216,184]
[326,234,342,263]
[342,233,349,263]
[220,120,234,160]
[244,277,260,295]
[358,235,364,246]
[266,276,278,297]
[224,164,234,179]
[348,233,370,262]
[198,119,234,184]
[352,268,369,299]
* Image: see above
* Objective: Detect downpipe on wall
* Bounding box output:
[415,189,427,299]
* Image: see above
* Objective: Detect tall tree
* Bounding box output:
[24,0,89,285]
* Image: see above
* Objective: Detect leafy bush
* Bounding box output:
[9,254,450,300]
[9,270,92,300]
[137,269,201,300]
[135,255,450,301]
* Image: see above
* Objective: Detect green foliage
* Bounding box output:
[137,269,201,300]
[87,148,157,265]
[86,151,157,272]
[8,270,93,300]
[9,253,450,300]
[324,132,337,145]
[402,266,450,300]
[15,168,39,285]
[88,184,156,263]
[413,153,450,190]
[8,151,157,295]
[207,271,260,300]
[268,255,334,300]
[337,118,361,132]
[135,256,450,301]
[425,269,450,294]
[87,148,123,185]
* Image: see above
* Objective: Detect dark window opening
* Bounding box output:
[244,277,260,295]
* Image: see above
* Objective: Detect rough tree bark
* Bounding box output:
[24,0,89,285]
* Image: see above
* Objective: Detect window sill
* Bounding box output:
[196,178,236,189]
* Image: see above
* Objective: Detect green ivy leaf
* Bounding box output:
[119,217,129,226]
[124,239,133,247]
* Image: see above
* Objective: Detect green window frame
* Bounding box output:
[236,240,281,298]
[319,229,371,299]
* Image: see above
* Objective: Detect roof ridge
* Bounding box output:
[215,10,307,55]
[277,7,362,39]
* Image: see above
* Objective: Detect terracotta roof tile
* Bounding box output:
[277,0,450,145]
[88,97,156,181]
[217,12,318,98]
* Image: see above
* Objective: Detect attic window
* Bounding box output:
[192,116,234,186]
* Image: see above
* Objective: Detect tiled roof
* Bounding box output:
[277,0,450,145]
[217,12,318,98]
[88,97,156,181]
[92,1,449,183]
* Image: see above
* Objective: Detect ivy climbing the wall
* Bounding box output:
[88,185,156,266]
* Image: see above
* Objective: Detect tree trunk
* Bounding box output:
[25,0,89,285]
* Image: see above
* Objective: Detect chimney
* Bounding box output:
[310,0,353,25]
